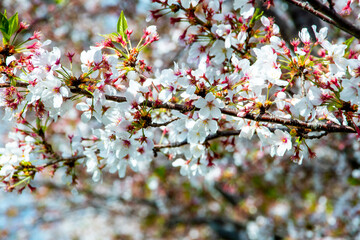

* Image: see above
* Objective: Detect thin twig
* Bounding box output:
[42,155,86,168]
[148,118,180,127]
[154,130,241,151]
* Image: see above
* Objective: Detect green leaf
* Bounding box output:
[117,11,128,40]
[99,32,119,41]
[2,32,10,44]
[10,77,16,87]
[8,12,18,36]
[0,11,19,44]
[344,36,355,51]
[249,8,263,27]
[0,12,9,34]
[327,102,337,112]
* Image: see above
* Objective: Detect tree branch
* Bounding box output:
[148,118,180,127]
[0,82,29,88]
[283,0,335,25]
[42,155,85,168]
[0,82,356,135]
[77,88,358,134]
[284,0,360,39]
[154,130,241,151]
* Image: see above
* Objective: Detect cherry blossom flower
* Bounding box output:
[212,24,236,49]
[172,158,191,177]
[158,69,178,102]
[83,145,103,182]
[252,45,288,86]
[189,159,208,177]
[299,28,311,45]
[234,0,255,19]
[239,121,256,139]
[340,77,360,105]
[0,142,31,181]
[190,143,205,159]
[187,42,209,66]
[194,118,218,134]
[270,130,292,157]
[76,98,102,123]
[41,75,70,109]
[312,25,328,44]
[188,126,207,144]
[80,47,103,78]
[180,0,199,8]
[209,40,232,65]
[322,42,348,75]
[194,92,224,119]
[32,47,61,73]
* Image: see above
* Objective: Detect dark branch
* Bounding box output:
[0,82,28,88]
[148,118,180,127]
[154,130,241,151]
[284,0,360,39]
[283,0,335,26]
[42,155,86,168]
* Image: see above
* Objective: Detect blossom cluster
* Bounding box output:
[0,0,359,193]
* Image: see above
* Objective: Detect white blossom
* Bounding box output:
[194,93,224,119]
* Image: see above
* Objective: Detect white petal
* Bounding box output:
[93,50,103,64]
[53,94,63,108]
[118,161,127,178]
[199,108,210,119]
[60,86,70,97]
[76,102,90,111]
[173,158,186,167]
[92,169,101,182]
[81,111,92,122]
[210,108,222,119]
[80,51,88,64]
[194,98,206,108]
